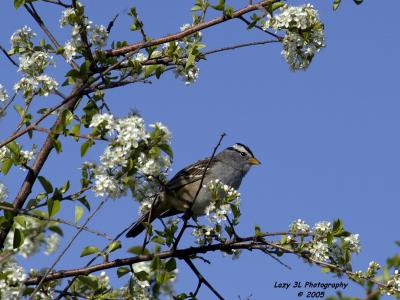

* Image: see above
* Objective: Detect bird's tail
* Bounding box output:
[126,211,157,238]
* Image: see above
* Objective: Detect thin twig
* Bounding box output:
[185,258,225,300]
[238,16,283,40]
[203,39,279,56]
[29,197,109,299]
[0,44,19,67]
[106,14,119,33]
[41,0,72,8]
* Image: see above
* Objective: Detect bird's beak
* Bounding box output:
[248,157,261,165]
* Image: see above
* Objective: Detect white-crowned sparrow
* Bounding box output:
[126,143,260,238]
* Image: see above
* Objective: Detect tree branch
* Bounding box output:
[104,0,278,58]
[185,258,224,300]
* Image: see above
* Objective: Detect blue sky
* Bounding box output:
[0,0,399,299]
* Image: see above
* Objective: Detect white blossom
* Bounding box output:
[36,75,58,96]
[150,122,172,144]
[89,24,108,48]
[0,262,26,300]
[44,233,60,255]
[180,23,191,32]
[0,84,9,102]
[174,65,200,85]
[93,173,119,197]
[89,113,115,130]
[20,150,35,162]
[263,4,324,71]
[290,219,310,234]
[138,198,153,215]
[0,147,10,162]
[0,182,8,201]
[137,153,171,177]
[14,77,38,99]
[313,221,331,239]
[18,51,54,77]
[115,116,147,149]
[131,261,151,288]
[63,41,77,63]
[100,146,128,169]
[59,8,77,27]
[10,26,36,48]
[344,234,361,253]
[309,241,329,261]
[132,52,148,63]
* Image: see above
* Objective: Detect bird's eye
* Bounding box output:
[240,152,246,157]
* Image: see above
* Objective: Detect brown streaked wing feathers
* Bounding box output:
[166,157,218,190]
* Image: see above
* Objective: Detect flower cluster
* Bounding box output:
[290,219,310,234]
[59,5,109,62]
[263,4,325,70]
[191,180,241,245]
[287,219,361,264]
[130,260,177,294]
[10,26,36,49]
[167,23,202,85]
[344,233,361,253]
[0,84,9,102]
[88,113,172,198]
[44,233,60,255]
[18,51,54,77]
[0,261,26,300]
[10,27,58,101]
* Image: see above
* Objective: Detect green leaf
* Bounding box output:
[14,0,25,9]
[134,270,148,281]
[38,176,53,193]
[117,266,130,278]
[13,104,24,118]
[47,199,61,217]
[80,246,100,257]
[78,196,90,211]
[144,65,159,78]
[127,245,149,255]
[151,256,161,271]
[78,275,99,290]
[60,180,70,194]
[13,228,24,248]
[80,139,94,157]
[13,215,26,227]
[151,235,165,245]
[7,141,20,156]
[1,159,13,175]
[271,2,285,12]
[353,0,363,4]
[75,205,84,223]
[52,139,63,153]
[165,258,176,272]
[107,240,121,253]
[191,5,202,11]
[49,225,64,236]
[211,0,225,11]
[159,143,173,158]
[254,224,262,236]
[332,219,343,234]
[333,0,341,10]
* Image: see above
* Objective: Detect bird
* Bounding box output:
[126,143,261,238]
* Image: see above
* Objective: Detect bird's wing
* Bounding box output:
[166,157,218,190]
